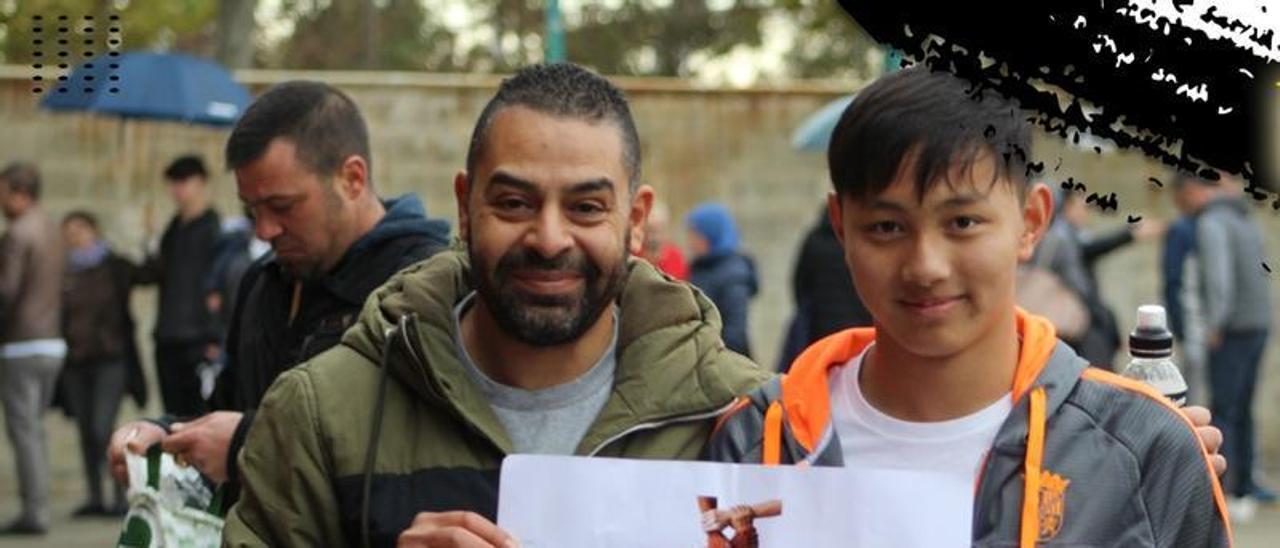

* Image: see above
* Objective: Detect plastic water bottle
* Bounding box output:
[1121,304,1188,406]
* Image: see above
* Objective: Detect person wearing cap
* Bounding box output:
[687,203,759,358]
[706,67,1231,547]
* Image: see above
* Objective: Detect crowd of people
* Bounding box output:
[0,61,1267,546]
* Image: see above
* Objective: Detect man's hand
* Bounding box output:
[397,512,519,548]
[108,421,168,485]
[142,201,156,238]
[1182,405,1227,476]
[1132,218,1167,241]
[204,343,221,362]
[159,411,243,484]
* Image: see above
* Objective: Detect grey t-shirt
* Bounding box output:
[452,292,617,455]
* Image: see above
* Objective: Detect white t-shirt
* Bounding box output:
[829,346,1013,547]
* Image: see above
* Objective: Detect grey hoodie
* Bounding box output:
[1195,196,1272,333]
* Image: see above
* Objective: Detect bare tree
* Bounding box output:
[214,0,259,69]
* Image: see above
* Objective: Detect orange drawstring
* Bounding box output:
[762,401,783,466]
[1019,387,1047,547]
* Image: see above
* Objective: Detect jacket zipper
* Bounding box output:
[397,317,511,455]
[585,399,742,456]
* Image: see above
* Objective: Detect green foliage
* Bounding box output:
[0,0,883,80]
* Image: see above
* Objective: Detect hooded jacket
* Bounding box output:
[1194,196,1271,333]
[688,203,758,358]
[210,194,450,502]
[706,310,1231,547]
[223,250,772,547]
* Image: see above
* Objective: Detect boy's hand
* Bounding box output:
[398,512,519,548]
[1182,406,1226,476]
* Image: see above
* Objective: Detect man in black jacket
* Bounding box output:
[134,156,222,416]
[106,81,451,504]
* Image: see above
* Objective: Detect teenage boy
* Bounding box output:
[707,67,1231,547]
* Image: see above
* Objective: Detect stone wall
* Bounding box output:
[2,66,1277,463]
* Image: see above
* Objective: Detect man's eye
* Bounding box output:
[571,201,606,214]
[497,198,532,211]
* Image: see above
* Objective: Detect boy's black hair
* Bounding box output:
[828,66,1032,202]
[163,155,208,182]
[63,210,100,232]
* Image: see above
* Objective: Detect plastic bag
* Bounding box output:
[116,445,225,548]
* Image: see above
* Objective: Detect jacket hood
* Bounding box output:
[777,308,1076,452]
[345,194,451,259]
[1200,195,1250,217]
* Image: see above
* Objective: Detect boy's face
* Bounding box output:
[829,152,1052,359]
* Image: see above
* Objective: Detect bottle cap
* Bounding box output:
[1130,304,1173,358]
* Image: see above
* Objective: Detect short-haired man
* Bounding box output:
[0,163,65,535]
[223,63,771,547]
[107,81,452,511]
[134,155,222,417]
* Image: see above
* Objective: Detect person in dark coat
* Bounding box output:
[778,206,874,371]
[107,81,452,512]
[132,155,222,417]
[58,211,147,517]
[687,203,758,358]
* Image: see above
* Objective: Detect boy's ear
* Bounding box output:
[1019,183,1054,262]
[827,192,845,246]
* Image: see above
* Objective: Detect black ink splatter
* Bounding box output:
[1086,192,1119,212]
[1127,215,1142,223]
[1148,177,1163,188]
[1026,161,1045,178]
[1264,262,1273,274]
[836,1,1272,190]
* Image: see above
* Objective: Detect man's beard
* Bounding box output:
[468,236,628,347]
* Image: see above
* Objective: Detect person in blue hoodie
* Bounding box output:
[105,81,452,510]
[687,203,758,358]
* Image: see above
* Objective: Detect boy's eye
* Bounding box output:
[950,216,983,230]
[867,221,902,234]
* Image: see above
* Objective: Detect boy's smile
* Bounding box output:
[830,151,1051,361]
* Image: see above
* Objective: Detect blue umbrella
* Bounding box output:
[40,51,250,126]
[790,94,856,153]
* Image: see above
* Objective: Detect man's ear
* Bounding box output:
[454,171,471,242]
[827,192,846,246]
[336,155,370,200]
[1019,182,1054,262]
[628,185,656,256]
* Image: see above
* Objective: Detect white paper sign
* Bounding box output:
[498,455,971,548]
